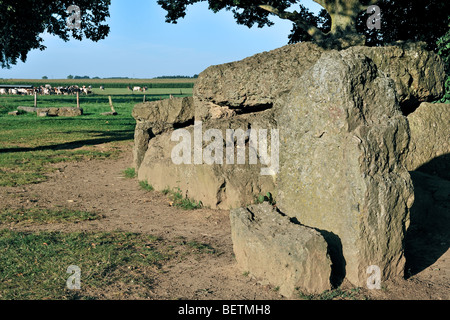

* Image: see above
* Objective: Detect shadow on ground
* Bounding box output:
[404,154,450,278]
[0,130,134,154]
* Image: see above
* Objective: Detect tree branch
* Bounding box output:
[312,0,380,12]
[258,4,325,41]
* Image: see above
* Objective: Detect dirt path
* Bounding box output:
[0,141,448,300]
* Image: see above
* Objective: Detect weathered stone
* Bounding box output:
[193,42,325,121]
[194,42,445,121]
[132,97,195,130]
[137,111,277,209]
[406,102,450,180]
[230,203,332,297]
[46,108,59,116]
[17,106,83,117]
[57,107,83,117]
[133,41,445,288]
[276,48,415,287]
[132,97,195,169]
[17,106,38,113]
[353,43,445,114]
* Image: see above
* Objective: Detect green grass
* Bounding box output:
[90,87,193,96]
[139,181,154,192]
[122,168,137,179]
[185,241,216,255]
[0,207,102,225]
[0,111,131,186]
[254,192,276,206]
[0,89,192,187]
[297,287,367,300]
[0,85,207,300]
[168,187,203,210]
[0,230,170,300]
[0,229,219,300]
[153,186,203,210]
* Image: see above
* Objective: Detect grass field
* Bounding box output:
[0,82,205,299]
[0,83,191,187]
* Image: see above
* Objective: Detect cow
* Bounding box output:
[0,89,7,95]
[100,85,105,91]
[133,86,141,92]
[81,86,91,95]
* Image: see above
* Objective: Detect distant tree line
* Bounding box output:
[153,75,199,79]
[67,75,98,79]
[66,75,199,80]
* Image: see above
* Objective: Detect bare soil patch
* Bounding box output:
[0,141,448,300]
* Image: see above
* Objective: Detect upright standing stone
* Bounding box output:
[276,48,415,287]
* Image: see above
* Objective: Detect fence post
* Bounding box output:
[108,96,116,114]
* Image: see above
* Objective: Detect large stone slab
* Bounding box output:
[193,42,325,121]
[137,112,277,209]
[230,203,332,297]
[132,97,195,169]
[132,41,445,288]
[193,42,445,121]
[276,48,416,287]
[17,106,83,117]
[353,43,445,114]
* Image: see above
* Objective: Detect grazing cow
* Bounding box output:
[133,86,141,92]
[81,86,91,95]
[54,87,63,95]
[0,89,7,95]
[100,85,105,91]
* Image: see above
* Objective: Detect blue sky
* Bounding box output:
[0,0,322,79]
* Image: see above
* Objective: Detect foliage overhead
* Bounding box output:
[1,0,448,69]
[157,0,449,51]
[0,0,110,68]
